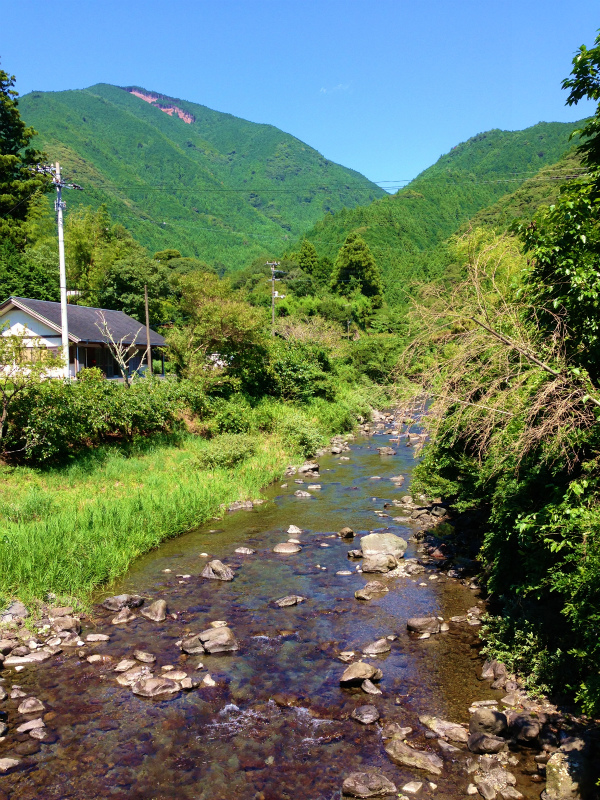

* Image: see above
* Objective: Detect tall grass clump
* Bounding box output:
[0,433,287,606]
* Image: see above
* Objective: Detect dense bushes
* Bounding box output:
[4,373,197,463]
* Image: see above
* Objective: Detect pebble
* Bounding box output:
[199,552,209,557]
[201,674,216,687]
[336,570,352,576]
[86,634,110,642]
[235,547,255,555]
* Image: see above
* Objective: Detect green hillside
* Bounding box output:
[465,149,584,229]
[297,121,586,302]
[19,84,385,271]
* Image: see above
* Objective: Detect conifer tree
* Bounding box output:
[297,239,319,275]
[0,67,50,245]
[330,232,383,306]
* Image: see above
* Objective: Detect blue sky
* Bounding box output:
[2,0,598,188]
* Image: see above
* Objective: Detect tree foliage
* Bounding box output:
[330,232,383,307]
[0,68,51,245]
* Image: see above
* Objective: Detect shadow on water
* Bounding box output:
[0,427,542,800]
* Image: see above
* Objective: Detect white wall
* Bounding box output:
[0,307,70,378]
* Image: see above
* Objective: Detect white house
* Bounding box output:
[0,296,166,379]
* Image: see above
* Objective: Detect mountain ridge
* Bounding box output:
[19,83,385,270]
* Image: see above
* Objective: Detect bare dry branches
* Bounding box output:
[400,229,600,470]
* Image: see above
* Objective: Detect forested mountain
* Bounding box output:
[19,84,385,271]
[297,121,586,302]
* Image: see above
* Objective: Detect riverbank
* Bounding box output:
[0,390,381,610]
[2,410,596,800]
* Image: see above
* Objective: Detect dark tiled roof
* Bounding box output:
[0,297,166,346]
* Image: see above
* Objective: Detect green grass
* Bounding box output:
[0,432,288,608]
[0,388,378,608]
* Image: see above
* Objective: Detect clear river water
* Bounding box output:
[0,423,544,800]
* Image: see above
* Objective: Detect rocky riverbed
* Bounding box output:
[0,410,597,799]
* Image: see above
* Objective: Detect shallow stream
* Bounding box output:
[0,423,543,800]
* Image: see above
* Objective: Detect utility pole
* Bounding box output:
[144,284,152,374]
[266,261,281,336]
[33,163,82,379]
[55,163,69,379]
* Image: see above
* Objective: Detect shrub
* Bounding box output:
[267,339,334,402]
[194,433,256,469]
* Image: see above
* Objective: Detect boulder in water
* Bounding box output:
[131,677,180,698]
[362,554,398,573]
[361,532,407,558]
[198,626,239,654]
[141,599,167,622]
[201,560,234,581]
[102,594,144,612]
[351,705,380,724]
[419,714,468,743]
[274,595,306,608]
[384,736,443,775]
[273,542,301,554]
[407,616,441,634]
[342,770,397,797]
[340,661,381,685]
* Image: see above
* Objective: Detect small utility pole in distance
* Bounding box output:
[266,261,281,336]
[33,163,82,379]
[144,284,152,373]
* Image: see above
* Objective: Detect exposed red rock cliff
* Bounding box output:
[124,88,195,124]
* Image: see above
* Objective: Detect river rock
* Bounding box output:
[201,559,234,581]
[298,461,319,474]
[181,634,206,655]
[342,770,397,797]
[0,722,7,736]
[102,594,144,612]
[16,718,44,733]
[131,677,180,697]
[199,626,239,654]
[545,750,594,800]
[377,447,397,456]
[4,650,52,666]
[340,661,381,685]
[274,595,306,608]
[362,638,391,656]
[287,525,303,534]
[508,713,540,744]
[338,527,355,538]
[235,547,255,555]
[381,722,413,740]
[362,554,398,573]
[419,714,468,743]
[361,532,407,558]
[111,607,137,625]
[407,616,441,634]
[134,650,156,664]
[0,758,20,773]
[384,736,443,775]
[86,634,110,642]
[17,697,45,715]
[355,581,389,601]
[0,686,7,701]
[467,732,507,754]
[2,600,29,620]
[116,664,152,687]
[0,639,14,655]
[114,658,137,672]
[273,542,301,554]
[141,599,168,622]
[361,679,383,695]
[469,709,508,736]
[51,616,80,634]
[294,490,311,498]
[351,705,380,724]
